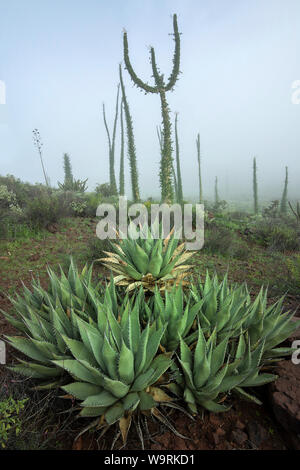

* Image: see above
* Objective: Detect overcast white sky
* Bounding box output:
[0,0,299,201]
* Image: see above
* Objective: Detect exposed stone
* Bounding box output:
[235,420,246,430]
[269,360,300,435]
[231,429,248,446]
[46,223,59,233]
[212,427,226,445]
[246,422,269,448]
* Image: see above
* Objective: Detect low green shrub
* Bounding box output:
[251,219,300,252]
[0,397,28,448]
[25,192,68,229]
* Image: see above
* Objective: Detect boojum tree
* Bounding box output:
[174,113,183,203]
[123,14,181,204]
[119,99,125,196]
[196,133,203,204]
[157,124,178,201]
[253,157,258,214]
[63,153,73,187]
[280,166,288,214]
[119,64,140,202]
[102,84,120,196]
[214,176,219,207]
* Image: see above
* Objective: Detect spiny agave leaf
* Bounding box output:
[135,324,150,376]
[124,265,143,281]
[131,368,155,392]
[122,392,140,411]
[5,336,49,364]
[235,332,246,360]
[178,359,195,390]
[105,402,125,424]
[102,376,130,399]
[0,310,28,333]
[138,391,156,410]
[30,338,61,359]
[8,364,51,379]
[15,359,63,377]
[81,390,119,408]
[183,387,197,406]
[52,360,103,385]
[143,326,166,372]
[132,243,149,274]
[33,379,66,390]
[118,340,135,385]
[263,347,296,359]
[102,335,119,379]
[61,335,97,366]
[148,249,163,278]
[240,373,278,387]
[197,399,230,413]
[217,371,249,393]
[61,382,103,400]
[179,338,192,366]
[147,354,173,386]
[79,406,107,417]
[233,387,262,405]
[210,336,229,376]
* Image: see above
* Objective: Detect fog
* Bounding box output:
[0,0,299,202]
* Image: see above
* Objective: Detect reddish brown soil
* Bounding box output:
[72,398,286,451]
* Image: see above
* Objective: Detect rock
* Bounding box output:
[209,414,222,427]
[212,427,226,445]
[231,430,248,446]
[46,223,59,233]
[28,253,40,261]
[269,359,300,449]
[235,420,246,430]
[246,422,269,448]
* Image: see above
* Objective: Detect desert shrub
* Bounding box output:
[82,192,102,217]
[251,219,300,252]
[0,175,49,207]
[95,182,116,198]
[70,199,88,216]
[229,238,250,260]
[25,191,68,229]
[262,200,280,218]
[203,224,250,260]
[286,254,300,295]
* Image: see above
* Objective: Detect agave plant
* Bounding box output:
[100,223,194,292]
[1,261,134,389]
[190,272,300,361]
[56,302,174,443]
[169,327,278,414]
[147,285,203,351]
[1,261,105,387]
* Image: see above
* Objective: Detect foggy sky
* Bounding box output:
[0,0,300,201]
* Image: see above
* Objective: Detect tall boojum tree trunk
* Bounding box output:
[123,14,181,204]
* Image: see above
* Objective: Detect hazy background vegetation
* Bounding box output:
[0,0,299,202]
